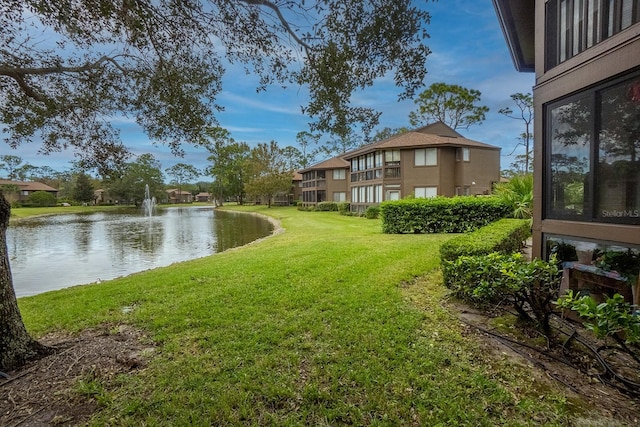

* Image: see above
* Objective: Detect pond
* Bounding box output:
[7,207,274,297]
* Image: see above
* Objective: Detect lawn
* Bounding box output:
[17,205,575,425]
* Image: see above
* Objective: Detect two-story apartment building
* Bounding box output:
[300,122,501,213]
[493,0,640,269]
[345,122,501,213]
[300,157,350,207]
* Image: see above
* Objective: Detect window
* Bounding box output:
[366,153,374,169]
[545,71,640,224]
[414,187,438,198]
[546,0,640,70]
[385,150,400,164]
[375,151,383,168]
[456,147,470,162]
[333,169,346,180]
[386,190,401,201]
[415,148,437,166]
[333,192,346,202]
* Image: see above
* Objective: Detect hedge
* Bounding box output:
[316,201,338,211]
[380,196,510,234]
[440,218,531,287]
[439,218,531,262]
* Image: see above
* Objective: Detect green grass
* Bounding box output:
[17,205,577,425]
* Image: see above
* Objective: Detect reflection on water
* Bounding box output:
[8,207,273,297]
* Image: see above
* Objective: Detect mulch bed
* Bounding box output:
[0,325,154,427]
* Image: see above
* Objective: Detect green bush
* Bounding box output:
[337,202,350,215]
[556,292,640,344]
[27,191,57,207]
[365,206,380,219]
[494,174,533,219]
[444,252,560,332]
[316,201,338,211]
[380,196,510,234]
[439,218,531,263]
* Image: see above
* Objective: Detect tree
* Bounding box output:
[408,82,489,129]
[499,93,534,173]
[295,131,322,169]
[27,190,57,207]
[0,0,431,370]
[244,141,293,207]
[107,154,164,206]
[72,173,95,204]
[165,163,200,203]
[0,155,23,180]
[372,127,410,141]
[207,141,251,206]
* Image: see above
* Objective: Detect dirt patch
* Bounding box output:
[455,303,640,426]
[0,325,155,427]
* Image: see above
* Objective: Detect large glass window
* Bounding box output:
[548,94,592,219]
[546,0,640,70]
[333,169,346,180]
[597,79,640,220]
[546,71,640,224]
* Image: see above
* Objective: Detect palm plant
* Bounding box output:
[494,174,533,219]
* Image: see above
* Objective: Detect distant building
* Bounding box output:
[300,122,501,213]
[166,189,193,204]
[195,192,212,203]
[0,180,58,203]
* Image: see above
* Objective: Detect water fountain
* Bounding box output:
[142,184,157,217]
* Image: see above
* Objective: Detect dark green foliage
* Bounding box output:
[316,201,338,211]
[444,253,560,332]
[365,206,380,219]
[337,202,350,215]
[27,191,56,207]
[439,218,531,263]
[72,173,95,203]
[556,292,640,344]
[593,249,640,283]
[381,196,510,234]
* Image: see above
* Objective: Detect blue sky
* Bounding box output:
[1,0,535,178]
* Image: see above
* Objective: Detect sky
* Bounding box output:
[1,0,536,179]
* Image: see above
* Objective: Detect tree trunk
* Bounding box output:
[0,192,51,371]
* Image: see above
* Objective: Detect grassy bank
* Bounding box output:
[17,205,574,425]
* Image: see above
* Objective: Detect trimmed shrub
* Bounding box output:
[439,218,531,263]
[380,196,510,234]
[27,191,57,207]
[316,201,338,211]
[337,202,351,215]
[444,252,560,332]
[365,206,380,219]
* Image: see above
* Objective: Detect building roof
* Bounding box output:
[166,189,192,195]
[300,156,350,172]
[343,121,500,159]
[0,179,58,192]
[492,0,535,72]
